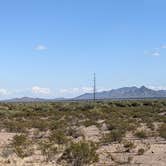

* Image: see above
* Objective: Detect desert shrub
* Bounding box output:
[10,134,32,158]
[137,148,145,155]
[102,130,124,144]
[142,101,153,106]
[113,102,127,107]
[161,101,166,106]
[158,123,166,139]
[127,123,138,131]
[59,141,98,166]
[50,120,67,131]
[49,130,69,145]
[86,108,105,121]
[106,120,117,130]
[135,130,147,139]
[38,141,57,162]
[106,119,132,133]
[75,103,94,111]
[82,120,98,127]
[30,119,49,131]
[123,141,135,150]
[131,102,140,107]
[66,127,79,138]
[146,120,155,130]
[4,121,27,133]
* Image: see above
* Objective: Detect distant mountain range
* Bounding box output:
[2,86,166,102]
[2,97,66,103]
[75,86,166,100]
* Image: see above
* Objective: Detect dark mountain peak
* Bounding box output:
[140,86,148,90]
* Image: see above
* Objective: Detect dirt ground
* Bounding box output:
[0,129,166,166]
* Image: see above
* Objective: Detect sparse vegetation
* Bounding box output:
[135,130,147,139]
[49,130,69,145]
[0,100,165,165]
[158,123,166,139]
[123,140,135,150]
[137,148,145,155]
[59,141,98,166]
[38,140,57,162]
[102,130,124,143]
[10,134,32,158]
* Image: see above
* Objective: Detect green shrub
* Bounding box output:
[102,130,124,143]
[66,127,79,138]
[4,121,27,133]
[114,102,127,107]
[38,141,57,162]
[11,134,32,158]
[123,141,134,149]
[158,123,166,139]
[107,121,117,130]
[137,148,145,155]
[131,102,140,107]
[59,141,98,166]
[135,130,147,139]
[146,121,155,130]
[82,120,97,127]
[49,130,68,145]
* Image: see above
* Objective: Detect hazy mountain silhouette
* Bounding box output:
[2,86,166,102]
[75,86,166,100]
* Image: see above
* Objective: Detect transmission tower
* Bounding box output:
[93,73,96,101]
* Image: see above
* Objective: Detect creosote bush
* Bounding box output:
[38,140,57,162]
[135,130,147,139]
[10,134,32,158]
[137,148,145,155]
[102,130,124,144]
[123,141,135,150]
[59,141,98,166]
[49,130,69,145]
[158,123,166,139]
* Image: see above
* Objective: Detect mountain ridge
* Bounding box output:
[1,86,166,102]
[75,86,166,100]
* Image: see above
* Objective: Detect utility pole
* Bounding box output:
[93,73,96,101]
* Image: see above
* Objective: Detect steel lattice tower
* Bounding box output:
[93,73,96,101]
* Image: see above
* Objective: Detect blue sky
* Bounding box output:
[1,0,166,99]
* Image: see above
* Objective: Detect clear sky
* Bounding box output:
[0,0,166,99]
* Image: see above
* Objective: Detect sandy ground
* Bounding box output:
[0,127,166,166]
[0,132,16,147]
